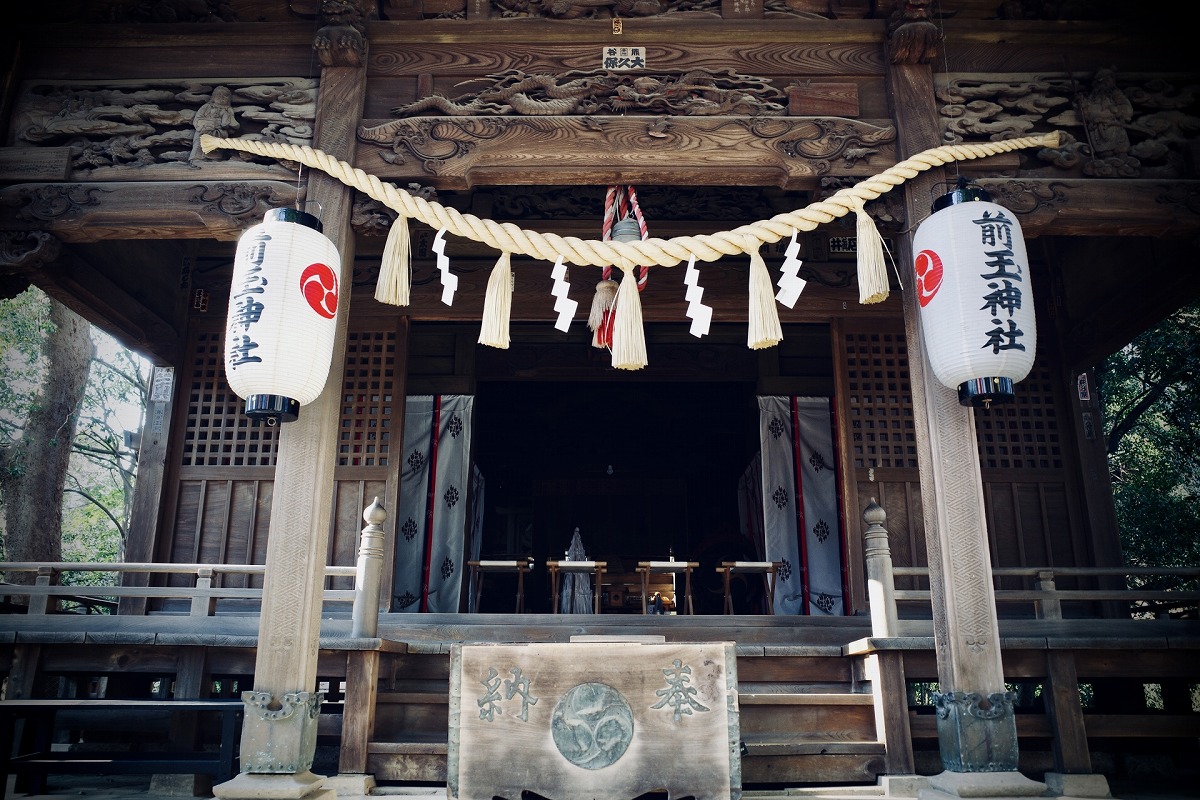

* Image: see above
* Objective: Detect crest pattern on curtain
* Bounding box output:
[392,395,475,613]
[757,396,846,615]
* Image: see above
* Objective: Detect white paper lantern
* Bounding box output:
[224,208,342,423]
[912,182,1036,407]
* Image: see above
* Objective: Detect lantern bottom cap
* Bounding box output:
[244,394,300,423]
[957,377,1016,408]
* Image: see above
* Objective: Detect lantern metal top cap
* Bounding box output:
[931,178,992,213]
[264,207,323,233]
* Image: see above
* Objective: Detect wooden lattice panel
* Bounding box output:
[974,364,1063,470]
[843,331,916,469]
[339,329,398,468]
[181,330,279,467]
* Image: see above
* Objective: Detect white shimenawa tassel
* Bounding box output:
[477,251,513,349]
[374,213,411,306]
[746,242,783,350]
[853,195,890,304]
[610,265,647,370]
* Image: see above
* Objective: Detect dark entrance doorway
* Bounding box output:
[472,380,759,613]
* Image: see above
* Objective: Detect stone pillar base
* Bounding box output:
[919,770,1046,800]
[323,773,377,796]
[212,770,338,800]
[1044,773,1112,798]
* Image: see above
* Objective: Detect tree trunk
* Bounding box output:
[0,299,94,579]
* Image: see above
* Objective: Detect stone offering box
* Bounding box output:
[448,640,741,800]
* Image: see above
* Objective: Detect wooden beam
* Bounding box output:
[978,178,1200,239]
[0,181,302,244]
[356,116,897,189]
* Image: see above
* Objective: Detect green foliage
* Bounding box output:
[61,485,122,586]
[1097,300,1200,577]
[1,286,150,566]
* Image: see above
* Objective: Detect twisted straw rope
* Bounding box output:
[202,131,1062,270]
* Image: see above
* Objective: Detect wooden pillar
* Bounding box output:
[213,11,368,799]
[884,16,1033,789]
[119,363,179,615]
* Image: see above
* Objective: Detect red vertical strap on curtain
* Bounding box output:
[419,394,443,613]
[829,396,850,610]
[790,395,811,615]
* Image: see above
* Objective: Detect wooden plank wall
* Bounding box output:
[161,311,415,592]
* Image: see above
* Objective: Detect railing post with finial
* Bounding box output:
[863,498,898,639]
[352,498,387,639]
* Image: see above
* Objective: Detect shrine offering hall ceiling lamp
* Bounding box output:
[912,179,1036,408]
[224,208,342,424]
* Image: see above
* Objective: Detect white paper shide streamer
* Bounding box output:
[684,255,712,338]
[775,231,807,308]
[550,256,578,332]
[433,227,457,306]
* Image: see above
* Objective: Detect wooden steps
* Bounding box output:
[736,650,883,784]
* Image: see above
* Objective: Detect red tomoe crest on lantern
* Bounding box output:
[301,262,339,319]
[913,249,943,308]
[224,208,342,423]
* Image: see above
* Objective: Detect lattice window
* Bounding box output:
[974,364,1063,470]
[181,330,279,467]
[339,329,397,467]
[843,331,916,469]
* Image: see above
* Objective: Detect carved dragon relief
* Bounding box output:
[486,0,877,19]
[774,117,896,168]
[11,79,317,179]
[361,68,895,179]
[386,69,789,118]
[937,69,1200,180]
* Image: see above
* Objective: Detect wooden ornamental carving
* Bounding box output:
[937,69,1200,180]
[315,0,370,67]
[886,0,940,65]
[4,79,318,182]
[6,185,110,223]
[388,69,789,118]
[0,231,61,298]
[358,69,895,188]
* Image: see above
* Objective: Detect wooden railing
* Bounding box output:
[861,499,1200,626]
[0,499,389,637]
[0,562,358,617]
[891,565,1200,620]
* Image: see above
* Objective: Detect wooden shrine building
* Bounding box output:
[1,2,1199,799]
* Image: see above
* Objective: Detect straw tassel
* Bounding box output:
[588,277,618,348]
[853,196,890,304]
[374,213,411,306]
[746,243,783,350]
[477,251,513,349]
[610,266,647,370]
